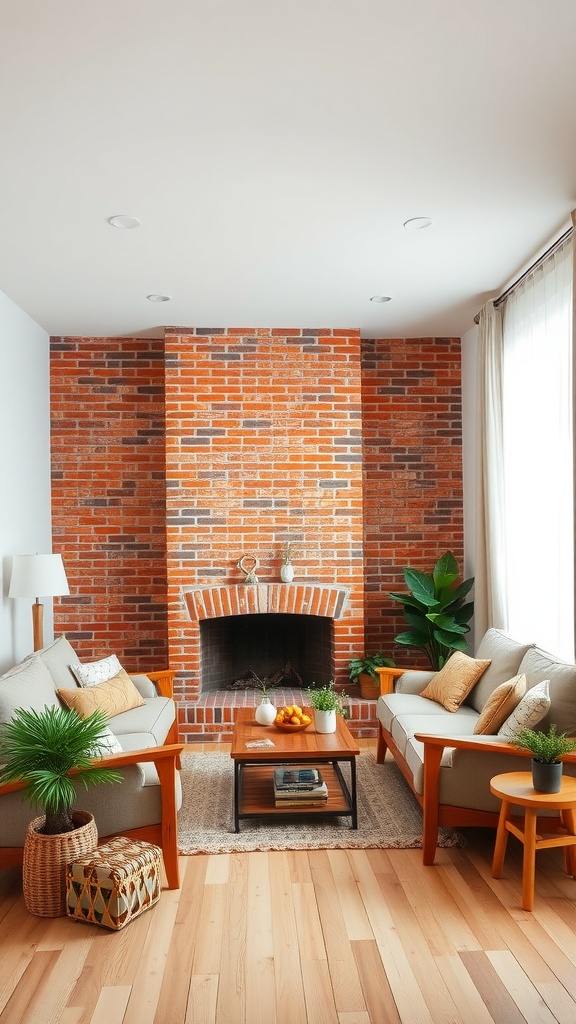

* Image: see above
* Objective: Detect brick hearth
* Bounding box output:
[183,687,378,742]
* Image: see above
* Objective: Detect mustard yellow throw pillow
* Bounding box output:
[58,669,145,719]
[473,674,526,735]
[421,651,491,712]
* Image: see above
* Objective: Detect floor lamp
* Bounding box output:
[9,553,70,652]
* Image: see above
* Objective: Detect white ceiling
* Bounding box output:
[1,0,576,340]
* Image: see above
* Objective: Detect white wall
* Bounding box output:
[0,290,52,669]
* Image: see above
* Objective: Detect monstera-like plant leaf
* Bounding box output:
[389,551,475,670]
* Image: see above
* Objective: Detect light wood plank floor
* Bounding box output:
[1,742,576,1024]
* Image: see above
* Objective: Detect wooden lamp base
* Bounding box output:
[32,601,44,652]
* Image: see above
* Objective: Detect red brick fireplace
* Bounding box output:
[164,327,366,722]
[50,330,463,743]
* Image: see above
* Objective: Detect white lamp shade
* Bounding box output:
[9,553,70,599]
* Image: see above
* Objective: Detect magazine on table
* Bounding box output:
[273,767,327,801]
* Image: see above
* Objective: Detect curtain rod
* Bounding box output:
[473,225,573,324]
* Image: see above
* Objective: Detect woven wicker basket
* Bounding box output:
[23,811,98,918]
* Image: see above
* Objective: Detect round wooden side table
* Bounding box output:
[490,771,576,911]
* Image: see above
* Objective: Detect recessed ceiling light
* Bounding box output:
[146,293,172,303]
[108,214,141,229]
[370,295,392,303]
[403,217,432,230]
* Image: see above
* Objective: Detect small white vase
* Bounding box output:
[255,696,277,726]
[314,709,337,734]
[280,562,295,583]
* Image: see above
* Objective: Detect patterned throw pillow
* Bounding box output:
[69,654,123,687]
[497,680,551,739]
[473,674,526,735]
[421,651,492,713]
[57,669,145,720]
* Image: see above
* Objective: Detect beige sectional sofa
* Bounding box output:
[0,636,183,887]
[376,629,576,864]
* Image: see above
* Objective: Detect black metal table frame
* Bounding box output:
[233,755,358,832]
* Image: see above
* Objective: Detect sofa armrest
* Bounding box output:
[142,669,176,699]
[0,743,184,889]
[414,731,576,865]
[375,666,434,695]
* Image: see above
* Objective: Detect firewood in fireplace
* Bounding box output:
[226,663,303,690]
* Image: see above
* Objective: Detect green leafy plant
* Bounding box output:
[512,724,576,764]
[389,550,474,670]
[0,705,122,835]
[306,681,348,716]
[348,652,395,683]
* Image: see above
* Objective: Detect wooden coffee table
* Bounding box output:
[230,707,360,832]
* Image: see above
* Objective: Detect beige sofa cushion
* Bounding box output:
[473,674,526,735]
[58,669,145,720]
[0,657,60,725]
[467,630,534,712]
[31,634,80,688]
[518,647,576,735]
[421,652,491,712]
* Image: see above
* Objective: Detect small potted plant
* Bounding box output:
[0,705,122,917]
[512,724,576,793]
[348,652,396,700]
[306,680,348,734]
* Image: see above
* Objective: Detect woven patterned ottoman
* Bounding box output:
[66,836,161,930]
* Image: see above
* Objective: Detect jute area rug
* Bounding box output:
[177,750,462,855]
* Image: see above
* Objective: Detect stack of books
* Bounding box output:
[273,767,328,807]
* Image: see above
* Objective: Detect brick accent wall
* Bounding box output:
[164,327,366,724]
[49,330,463,738]
[361,336,463,663]
[50,337,168,667]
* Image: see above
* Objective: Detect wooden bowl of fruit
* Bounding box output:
[274,705,312,731]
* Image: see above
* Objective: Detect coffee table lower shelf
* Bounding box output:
[234,760,357,832]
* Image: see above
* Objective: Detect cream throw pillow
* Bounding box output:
[473,674,526,735]
[421,651,491,713]
[58,669,145,719]
[69,654,123,687]
[497,680,551,739]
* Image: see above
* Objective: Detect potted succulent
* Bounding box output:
[348,652,396,700]
[306,680,348,734]
[389,550,474,670]
[0,705,122,917]
[512,724,576,793]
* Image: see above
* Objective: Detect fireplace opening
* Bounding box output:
[199,613,333,692]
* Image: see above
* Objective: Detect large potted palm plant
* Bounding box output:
[389,551,474,670]
[0,705,122,917]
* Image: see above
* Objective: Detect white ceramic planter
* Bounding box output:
[314,709,337,734]
[255,697,277,726]
[280,563,295,583]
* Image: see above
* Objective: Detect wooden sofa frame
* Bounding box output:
[0,743,184,888]
[0,666,183,888]
[375,668,576,865]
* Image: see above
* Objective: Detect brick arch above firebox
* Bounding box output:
[183,583,350,621]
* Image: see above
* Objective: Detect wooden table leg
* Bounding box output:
[522,808,537,912]
[492,798,511,878]
[561,807,576,878]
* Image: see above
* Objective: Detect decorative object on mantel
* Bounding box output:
[280,542,296,583]
[237,554,259,584]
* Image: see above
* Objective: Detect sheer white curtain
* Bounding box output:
[501,234,574,658]
[475,300,508,639]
